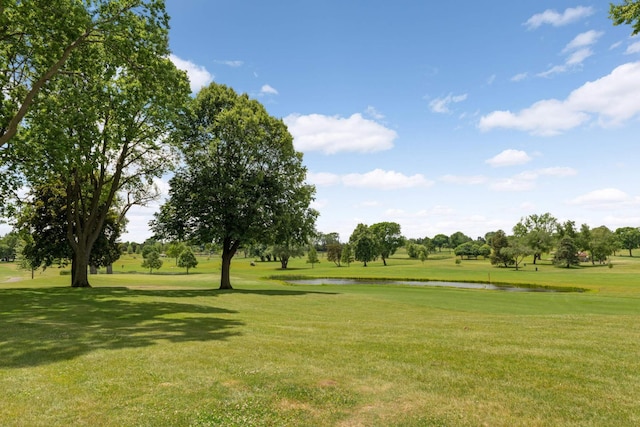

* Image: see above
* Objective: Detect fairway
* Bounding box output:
[1,253,639,426]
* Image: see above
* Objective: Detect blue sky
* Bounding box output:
[121,1,640,243]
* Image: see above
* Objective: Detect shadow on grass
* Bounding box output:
[0,287,244,369]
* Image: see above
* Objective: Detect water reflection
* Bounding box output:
[286,278,569,292]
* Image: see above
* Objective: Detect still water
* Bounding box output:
[286,278,568,292]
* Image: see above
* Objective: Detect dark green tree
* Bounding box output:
[326,243,343,266]
[340,243,354,267]
[349,224,378,267]
[432,234,450,252]
[449,231,472,249]
[615,227,640,257]
[501,237,534,271]
[370,222,403,266]
[489,230,512,267]
[151,83,315,289]
[553,237,580,268]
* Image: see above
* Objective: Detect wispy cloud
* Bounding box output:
[215,60,244,67]
[439,174,488,185]
[260,84,279,95]
[524,6,594,30]
[428,93,468,114]
[538,30,603,77]
[480,61,640,135]
[284,113,397,154]
[626,41,640,54]
[364,105,385,120]
[485,149,532,167]
[511,72,528,82]
[169,54,213,93]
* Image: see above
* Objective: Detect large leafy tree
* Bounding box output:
[0,0,172,202]
[152,83,315,289]
[349,223,378,267]
[15,2,189,288]
[370,222,403,266]
[513,213,557,264]
[615,227,640,256]
[489,229,512,267]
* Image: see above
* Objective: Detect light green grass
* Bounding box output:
[1,252,639,426]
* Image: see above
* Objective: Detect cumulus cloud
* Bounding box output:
[568,188,639,207]
[524,6,594,30]
[479,61,640,135]
[342,169,434,190]
[485,149,532,167]
[260,84,278,95]
[169,54,213,93]
[284,113,397,154]
[428,93,468,114]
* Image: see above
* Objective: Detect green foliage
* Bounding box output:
[553,237,581,268]
[615,226,640,256]
[326,243,342,266]
[152,83,315,289]
[306,246,319,268]
[370,221,403,266]
[141,250,163,274]
[610,0,640,35]
[340,243,354,267]
[349,224,378,267]
[177,248,198,274]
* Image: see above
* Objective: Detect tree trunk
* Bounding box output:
[106,264,113,274]
[280,256,289,269]
[382,256,387,266]
[220,250,233,289]
[90,264,98,274]
[72,248,91,288]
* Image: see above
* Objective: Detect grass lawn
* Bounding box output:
[1,252,639,426]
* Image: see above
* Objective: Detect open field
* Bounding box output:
[1,252,639,426]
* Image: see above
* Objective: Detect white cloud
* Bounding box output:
[489,167,576,192]
[342,169,433,190]
[169,54,213,93]
[364,105,385,120]
[524,6,594,30]
[511,72,528,82]
[485,149,532,167]
[284,113,397,154]
[568,188,639,207]
[626,41,640,54]
[439,174,488,185]
[563,30,603,52]
[260,84,278,95]
[538,31,602,78]
[428,93,468,114]
[480,61,640,135]
[215,60,244,67]
[306,172,340,186]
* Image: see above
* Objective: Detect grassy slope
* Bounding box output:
[0,252,639,426]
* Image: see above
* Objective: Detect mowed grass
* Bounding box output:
[1,252,639,426]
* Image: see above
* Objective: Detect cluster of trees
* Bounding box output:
[1,1,316,289]
[2,0,639,288]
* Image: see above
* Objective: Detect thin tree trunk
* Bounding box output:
[219,237,239,290]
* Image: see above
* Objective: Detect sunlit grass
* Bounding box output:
[1,251,639,425]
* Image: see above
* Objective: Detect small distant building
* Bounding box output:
[578,251,589,262]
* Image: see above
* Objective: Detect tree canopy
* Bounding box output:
[152,83,315,289]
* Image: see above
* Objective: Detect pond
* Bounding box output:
[285,278,580,292]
